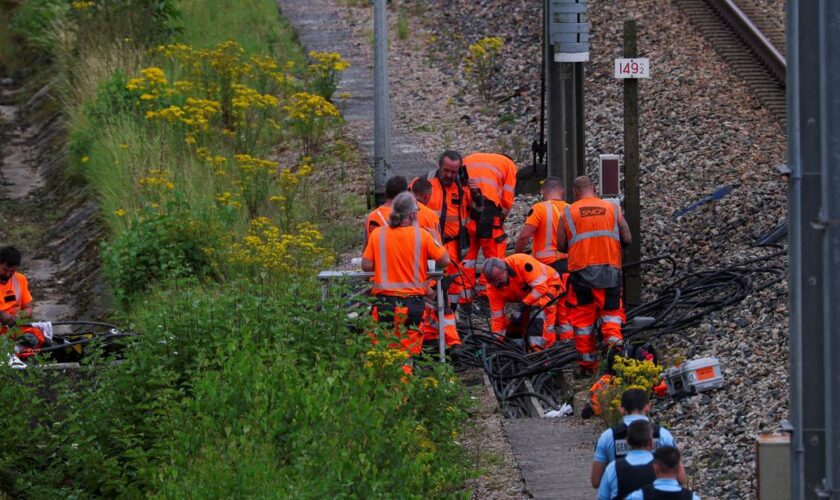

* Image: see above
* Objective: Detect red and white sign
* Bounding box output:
[614,58,650,79]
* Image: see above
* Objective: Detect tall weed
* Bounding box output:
[0,0,473,496]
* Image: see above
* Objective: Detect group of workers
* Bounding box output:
[593,388,699,499]
[360,150,632,371]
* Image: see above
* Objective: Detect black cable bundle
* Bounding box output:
[453,249,787,417]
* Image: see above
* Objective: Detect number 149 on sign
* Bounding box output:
[614,58,650,79]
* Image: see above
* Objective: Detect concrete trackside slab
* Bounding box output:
[276,0,434,181]
[503,418,597,499]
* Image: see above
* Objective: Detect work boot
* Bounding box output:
[446,344,466,363]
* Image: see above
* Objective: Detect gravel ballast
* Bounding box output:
[335,0,788,496]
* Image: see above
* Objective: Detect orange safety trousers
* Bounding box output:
[419,305,461,347]
[1,325,45,359]
[529,301,559,350]
[441,239,469,306]
[498,296,559,351]
[463,219,506,301]
[553,271,573,342]
[566,283,625,369]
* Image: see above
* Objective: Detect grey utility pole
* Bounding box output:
[545,0,587,201]
[788,1,840,498]
[817,3,840,498]
[373,0,391,206]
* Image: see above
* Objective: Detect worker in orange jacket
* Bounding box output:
[410,178,443,244]
[410,151,473,307]
[558,176,632,370]
[0,247,45,360]
[410,178,461,349]
[362,192,451,358]
[481,254,563,350]
[364,176,408,246]
[514,176,572,342]
[462,152,517,299]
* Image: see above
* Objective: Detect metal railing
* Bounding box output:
[317,270,449,363]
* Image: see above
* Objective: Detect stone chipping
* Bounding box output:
[335,0,788,496]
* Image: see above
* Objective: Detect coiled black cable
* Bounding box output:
[453,248,787,417]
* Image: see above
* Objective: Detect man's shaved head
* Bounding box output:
[572,175,596,199]
[542,177,564,193]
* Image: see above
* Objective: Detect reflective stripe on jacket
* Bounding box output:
[486,254,561,334]
[11,274,21,310]
[420,175,471,239]
[363,225,446,297]
[364,205,392,243]
[1,272,28,316]
[525,199,568,264]
[417,201,442,243]
[463,153,517,211]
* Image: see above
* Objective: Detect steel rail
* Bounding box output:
[706,0,786,83]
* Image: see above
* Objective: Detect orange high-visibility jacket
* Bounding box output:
[524,199,569,264]
[363,225,447,297]
[416,201,441,243]
[463,153,517,211]
[419,175,471,240]
[364,205,392,243]
[563,196,623,272]
[487,254,561,333]
[0,272,31,316]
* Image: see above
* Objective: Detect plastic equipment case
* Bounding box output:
[664,357,724,397]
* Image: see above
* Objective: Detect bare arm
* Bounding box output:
[436,251,451,269]
[618,215,632,247]
[1,302,33,326]
[361,258,374,272]
[556,217,568,252]
[590,461,607,489]
[430,227,442,246]
[514,224,537,254]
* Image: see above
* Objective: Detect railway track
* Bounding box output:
[674,0,787,125]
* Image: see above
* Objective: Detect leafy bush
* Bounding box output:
[2,0,474,496]
[12,0,180,51]
[9,0,66,49]
[0,282,472,497]
[69,0,181,46]
[101,206,219,302]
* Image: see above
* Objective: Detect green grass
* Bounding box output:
[0,5,19,73]
[180,0,304,65]
[0,0,474,496]
[497,112,516,125]
[397,9,409,40]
